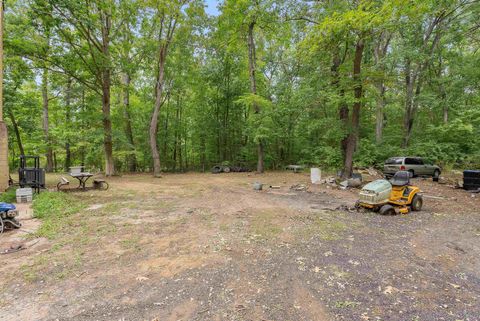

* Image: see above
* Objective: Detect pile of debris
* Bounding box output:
[312,174,363,190]
[290,184,308,192]
[317,176,337,187]
[339,175,363,189]
[356,167,383,178]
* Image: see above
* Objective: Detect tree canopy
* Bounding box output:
[4,0,480,176]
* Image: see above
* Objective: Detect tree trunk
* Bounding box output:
[64,77,72,171]
[163,100,169,165]
[122,73,137,172]
[342,39,364,179]
[247,21,264,173]
[375,82,386,144]
[7,110,24,155]
[402,58,416,149]
[200,134,206,172]
[150,46,166,177]
[224,66,230,161]
[402,22,442,148]
[215,98,220,161]
[178,100,183,171]
[102,69,114,175]
[173,99,180,172]
[331,52,349,160]
[80,85,86,166]
[101,11,114,176]
[373,33,390,144]
[42,67,54,172]
[403,77,422,149]
[437,56,448,124]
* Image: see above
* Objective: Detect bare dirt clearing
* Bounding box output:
[0,172,479,321]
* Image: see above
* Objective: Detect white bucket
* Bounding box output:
[310,168,321,184]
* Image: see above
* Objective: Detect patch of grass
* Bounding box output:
[327,264,351,279]
[169,215,189,229]
[120,235,141,250]
[20,248,86,283]
[95,202,123,216]
[32,192,84,239]
[20,264,38,282]
[250,210,283,240]
[140,200,172,211]
[293,213,347,241]
[0,188,16,203]
[20,254,49,282]
[219,223,229,232]
[199,210,214,227]
[334,300,360,309]
[54,251,84,280]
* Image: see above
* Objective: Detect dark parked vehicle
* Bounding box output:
[383,157,441,181]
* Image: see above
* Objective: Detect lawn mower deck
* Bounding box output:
[0,202,21,233]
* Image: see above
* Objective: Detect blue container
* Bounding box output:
[0,202,16,212]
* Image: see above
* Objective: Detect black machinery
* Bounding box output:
[463,170,480,191]
[18,155,45,193]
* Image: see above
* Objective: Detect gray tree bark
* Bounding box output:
[150,45,166,177]
[122,73,137,172]
[247,21,264,173]
[342,39,364,179]
[101,10,114,176]
[373,32,390,144]
[42,67,54,172]
[64,77,72,171]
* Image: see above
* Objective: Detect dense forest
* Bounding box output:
[3,0,480,177]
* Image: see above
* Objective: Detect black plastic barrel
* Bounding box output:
[464,170,480,190]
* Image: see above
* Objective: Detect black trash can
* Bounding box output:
[463,170,480,190]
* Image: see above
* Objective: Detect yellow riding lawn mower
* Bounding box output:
[356,171,423,215]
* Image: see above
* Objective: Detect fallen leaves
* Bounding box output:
[383,285,399,295]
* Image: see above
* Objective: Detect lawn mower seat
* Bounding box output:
[390,171,411,186]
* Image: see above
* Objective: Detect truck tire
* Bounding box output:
[411,194,423,211]
[211,166,223,174]
[408,169,415,178]
[433,170,440,182]
[379,204,396,215]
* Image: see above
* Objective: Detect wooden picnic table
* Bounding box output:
[70,172,94,190]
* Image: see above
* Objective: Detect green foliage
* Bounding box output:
[0,188,17,203]
[32,192,84,239]
[355,139,402,169]
[3,0,480,173]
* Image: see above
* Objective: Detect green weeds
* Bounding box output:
[32,192,84,239]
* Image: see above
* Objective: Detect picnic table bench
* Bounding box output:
[57,167,109,191]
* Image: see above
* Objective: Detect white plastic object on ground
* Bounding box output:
[310,168,321,184]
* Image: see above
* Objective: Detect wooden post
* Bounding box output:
[0,0,9,192]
